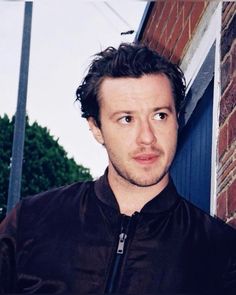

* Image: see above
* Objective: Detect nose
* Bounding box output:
[136,120,156,146]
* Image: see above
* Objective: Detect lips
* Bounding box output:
[133,153,159,165]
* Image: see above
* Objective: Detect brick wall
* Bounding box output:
[217,2,236,228]
[140,1,208,63]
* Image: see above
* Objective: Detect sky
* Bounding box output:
[0,0,146,178]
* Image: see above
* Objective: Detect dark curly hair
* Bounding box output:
[76,43,186,127]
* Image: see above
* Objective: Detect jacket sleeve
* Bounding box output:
[222,250,236,295]
[0,205,20,293]
[0,202,21,240]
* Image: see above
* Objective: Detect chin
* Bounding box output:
[127,172,168,188]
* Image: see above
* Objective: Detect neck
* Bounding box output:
[108,167,169,216]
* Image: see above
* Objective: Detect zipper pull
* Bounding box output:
[117,232,127,254]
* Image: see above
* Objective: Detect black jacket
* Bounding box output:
[0,173,236,294]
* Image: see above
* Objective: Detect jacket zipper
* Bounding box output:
[117,232,127,254]
[105,214,133,293]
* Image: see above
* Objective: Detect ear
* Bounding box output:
[87,117,104,145]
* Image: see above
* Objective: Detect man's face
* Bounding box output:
[89,74,178,187]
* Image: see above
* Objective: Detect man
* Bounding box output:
[0,43,236,294]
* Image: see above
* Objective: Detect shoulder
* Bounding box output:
[0,180,96,246]
[0,180,94,236]
[177,196,236,245]
[22,180,94,207]
[19,180,95,218]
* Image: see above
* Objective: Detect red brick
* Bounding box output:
[160,1,173,22]
[155,0,165,16]
[223,1,229,13]
[161,27,168,47]
[222,2,236,31]
[193,1,206,17]
[149,39,155,51]
[156,41,165,55]
[183,1,193,24]
[150,3,169,45]
[221,13,236,59]
[174,21,190,59]
[174,7,184,34]
[218,158,236,190]
[152,30,165,55]
[144,8,160,41]
[167,9,184,56]
[153,22,162,40]
[163,38,173,57]
[146,25,155,41]
[153,23,166,45]
[190,1,205,36]
[153,40,161,53]
[231,42,236,77]
[152,14,162,34]
[228,108,236,146]
[221,54,231,94]
[218,147,235,173]
[219,77,236,126]
[148,12,159,38]
[228,217,236,230]
[228,178,236,215]
[166,18,183,54]
[217,191,227,221]
[218,123,228,159]
[154,1,165,25]
[177,1,184,15]
[166,2,178,38]
[162,47,172,60]
[152,27,160,44]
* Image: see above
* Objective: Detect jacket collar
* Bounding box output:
[94,169,180,214]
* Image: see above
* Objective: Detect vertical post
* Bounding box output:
[7,2,33,213]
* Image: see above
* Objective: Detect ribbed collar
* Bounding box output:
[94,169,180,214]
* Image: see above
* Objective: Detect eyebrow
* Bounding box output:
[153,106,174,113]
[110,106,174,118]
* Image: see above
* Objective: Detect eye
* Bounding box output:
[119,115,133,124]
[153,112,167,121]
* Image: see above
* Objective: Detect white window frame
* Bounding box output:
[180,2,222,216]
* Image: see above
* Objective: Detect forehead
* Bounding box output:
[99,74,175,110]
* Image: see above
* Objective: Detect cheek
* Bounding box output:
[159,126,178,152]
[102,131,124,153]
[103,126,134,144]
[103,130,134,160]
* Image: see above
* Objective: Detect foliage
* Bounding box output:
[0,114,93,221]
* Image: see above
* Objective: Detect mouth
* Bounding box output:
[133,154,159,165]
